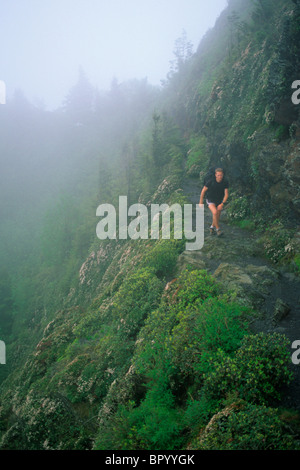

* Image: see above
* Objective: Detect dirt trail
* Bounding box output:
[182,175,300,412]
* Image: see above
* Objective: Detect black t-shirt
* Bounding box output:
[206,177,229,204]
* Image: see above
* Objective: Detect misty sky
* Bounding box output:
[1,0,227,110]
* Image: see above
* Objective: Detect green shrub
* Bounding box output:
[175,269,220,308]
[227,194,250,221]
[263,220,294,263]
[112,267,164,338]
[170,295,250,378]
[183,393,217,434]
[132,269,221,377]
[197,402,296,450]
[94,376,184,450]
[126,387,184,450]
[203,332,293,406]
[0,394,85,450]
[143,240,184,278]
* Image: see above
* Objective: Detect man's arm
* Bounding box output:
[222,188,229,204]
[199,186,208,206]
[217,188,229,211]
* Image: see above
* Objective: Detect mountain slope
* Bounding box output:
[0,0,300,450]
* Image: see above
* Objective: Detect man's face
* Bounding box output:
[215,171,224,183]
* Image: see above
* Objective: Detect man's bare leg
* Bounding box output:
[216,208,222,228]
[208,204,220,230]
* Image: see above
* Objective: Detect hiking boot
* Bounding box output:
[216,228,223,237]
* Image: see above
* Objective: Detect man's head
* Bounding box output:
[215,168,224,183]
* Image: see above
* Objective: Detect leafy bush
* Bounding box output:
[182,394,214,433]
[175,269,220,308]
[197,402,296,450]
[94,374,184,450]
[226,194,250,221]
[124,385,184,450]
[170,295,250,378]
[112,267,164,338]
[132,269,221,376]
[0,394,86,450]
[203,332,293,406]
[143,239,184,278]
[263,220,294,263]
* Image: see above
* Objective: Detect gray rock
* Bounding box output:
[273,298,291,324]
[176,251,207,273]
[213,263,253,286]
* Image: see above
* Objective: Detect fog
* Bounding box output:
[1,0,227,110]
[0,0,228,336]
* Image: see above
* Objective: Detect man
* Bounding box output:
[199,168,229,236]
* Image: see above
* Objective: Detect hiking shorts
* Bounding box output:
[206,199,222,207]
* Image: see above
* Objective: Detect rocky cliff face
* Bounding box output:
[1,0,299,451]
[176,0,300,221]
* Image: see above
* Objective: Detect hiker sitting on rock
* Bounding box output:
[199,168,229,236]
